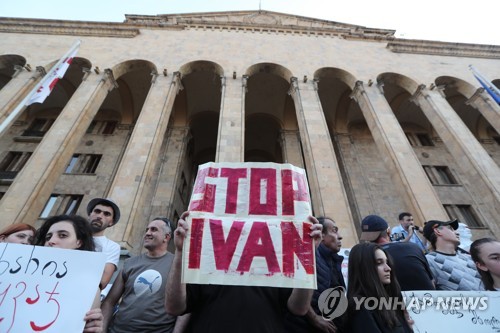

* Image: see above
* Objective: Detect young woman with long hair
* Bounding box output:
[347,242,413,332]
[470,238,500,291]
[35,215,102,332]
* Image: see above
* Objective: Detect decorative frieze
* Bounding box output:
[387,39,500,59]
[0,19,139,38]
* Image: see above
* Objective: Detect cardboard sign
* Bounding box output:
[182,162,316,289]
[0,243,105,333]
[402,290,500,332]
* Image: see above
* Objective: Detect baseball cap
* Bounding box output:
[360,215,389,241]
[423,219,458,241]
[87,198,121,224]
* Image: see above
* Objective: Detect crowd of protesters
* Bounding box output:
[1,202,497,333]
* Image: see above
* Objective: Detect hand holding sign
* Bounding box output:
[174,212,190,252]
[83,308,104,333]
[307,215,323,248]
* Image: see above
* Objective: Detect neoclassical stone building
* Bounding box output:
[0,10,499,253]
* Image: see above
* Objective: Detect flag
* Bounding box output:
[469,65,500,105]
[26,42,80,106]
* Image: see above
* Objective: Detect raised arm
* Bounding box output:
[165,211,189,316]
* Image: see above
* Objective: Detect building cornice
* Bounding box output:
[0,17,140,38]
[1,11,499,59]
[387,39,500,59]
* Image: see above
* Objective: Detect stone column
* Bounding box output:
[151,126,190,219]
[466,88,500,135]
[106,72,181,249]
[350,81,448,225]
[0,70,117,228]
[412,85,500,234]
[289,77,357,246]
[215,75,245,162]
[280,129,304,168]
[0,66,44,126]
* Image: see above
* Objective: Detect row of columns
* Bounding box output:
[0,68,499,248]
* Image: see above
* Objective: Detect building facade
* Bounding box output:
[0,11,499,253]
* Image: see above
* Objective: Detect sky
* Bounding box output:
[1,0,499,46]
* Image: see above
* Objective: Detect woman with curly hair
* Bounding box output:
[36,215,102,332]
[35,214,95,251]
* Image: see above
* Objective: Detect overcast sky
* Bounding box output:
[1,0,499,45]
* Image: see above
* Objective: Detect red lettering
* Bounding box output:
[30,282,60,331]
[237,222,280,273]
[189,167,219,213]
[26,284,40,304]
[210,219,244,271]
[0,283,11,330]
[249,168,277,215]
[0,282,27,333]
[220,168,247,214]
[188,218,205,269]
[281,169,310,216]
[281,222,314,276]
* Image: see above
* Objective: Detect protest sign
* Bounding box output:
[402,290,500,332]
[0,243,105,333]
[182,162,316,289]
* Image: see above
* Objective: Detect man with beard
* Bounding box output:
[87,197,121,290]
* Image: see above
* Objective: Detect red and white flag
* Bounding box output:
[26,43,80,106]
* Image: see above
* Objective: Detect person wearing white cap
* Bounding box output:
[87,197,121,290]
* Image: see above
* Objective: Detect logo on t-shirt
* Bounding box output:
[134,269,162,296]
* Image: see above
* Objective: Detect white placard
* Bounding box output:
[0,243,105,333]
[182,162,316,289]
[403,290,500,332]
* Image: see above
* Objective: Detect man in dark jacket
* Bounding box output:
[285,217,346,333]
[360,214,435,291]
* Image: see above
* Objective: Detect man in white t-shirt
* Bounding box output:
[87,197,121,290]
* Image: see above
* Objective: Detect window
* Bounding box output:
[65,154,101,174]
[405,132,434,147]
[423,165,458,185]
[86,121,117,135]
[0,151,32,180]
[443,204,483,228]
[178,172,189,204]
[40,194,83,218]
[416,133,434,146]
[22,118,54,137]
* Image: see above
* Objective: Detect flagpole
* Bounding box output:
[469,65,500,96]
[0,40,81,136]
